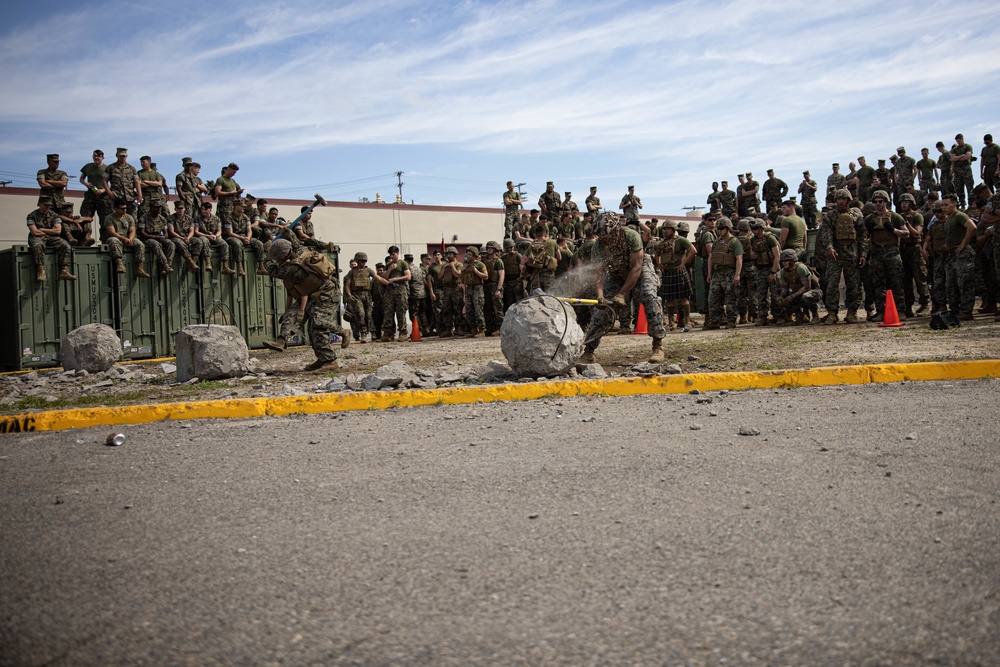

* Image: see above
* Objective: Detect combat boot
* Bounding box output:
[263,337,286,352]
[220,260,236,276]
[160,264,173,276]
[204,258,212,273]
[648,338,665,363]
[115,258,126,274]
[256,263,269,275]
[378,334,392,343]
[823,313,839,325]
[770,315,785,325]
[915,303,928,315]
[844,311,858,324]
[58,266,76,281]
[304,358,339,372]
[83,236,96,247]
[865,308,876,322]
[135,262,150,278]
[185,256,199,273]
[979,302,996,314]
[438,330,453,338]
[738,311,747,325]
[35,265,46,283]
[703,322,720,330]
[236,263,246,277]
[398,333,409,342]
[578,347,596,365]
[665,306,676,331]
[472,329,485,338]
[755,317,769,326]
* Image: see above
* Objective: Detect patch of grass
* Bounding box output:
[754,362,777,370]
[2,391,151,414]
[882,357,900,363]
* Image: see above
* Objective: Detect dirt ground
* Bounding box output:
[2,310,998,415]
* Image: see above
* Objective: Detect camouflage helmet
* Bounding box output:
[268,239,294,261]
[900,193,916,204]
[737,218,751,232]
[871,190,890,203]
[716,216,733,230]
[661,219,678,231]
[486,240,502,251]
[677,220,690,233]
[467,245,480,256]
[445,246,458,255]
[502,238,515,248]
[479,245,488,254]
[749,218,765,230]
[595,212,622,236]
[779,249,798,262]
[353,251,368,262]
[834,189,852,200]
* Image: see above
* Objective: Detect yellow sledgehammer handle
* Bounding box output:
[554,297,601,305]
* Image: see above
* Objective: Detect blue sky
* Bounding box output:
[1,0,998,216]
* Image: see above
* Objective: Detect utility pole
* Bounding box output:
[0,180,11,187]
[515,182,526,200]
[395,171,404,203]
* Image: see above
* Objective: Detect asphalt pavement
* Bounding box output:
[2,379,998,666]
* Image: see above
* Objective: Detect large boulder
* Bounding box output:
[60,324,121,373]
[175,325,250,382]
[500,296,585,377]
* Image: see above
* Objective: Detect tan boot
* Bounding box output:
[578,348,596,364]
[648,338,665,363]
[135,262,150,278]
[115,258,126,274]
[263,337,286,352]
[221,260,236,276]
[824,312,839,325]
[666,306,676,331]
[58,266,76,281]
[236,263,246,277]
[844,311,858,324]
[185,257,199,273]
[341,334,351,349]
[204,258,212,272]
[256,264,269,276]
[35,265,46,283]
[472,329,485,338]
[83,236,96,247]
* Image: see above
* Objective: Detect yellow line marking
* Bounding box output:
[0,360,996,435]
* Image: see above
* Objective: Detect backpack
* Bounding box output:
[526,240,557,271]
[284,251,336,299]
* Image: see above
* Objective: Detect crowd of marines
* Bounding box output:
[25,132,1000,368]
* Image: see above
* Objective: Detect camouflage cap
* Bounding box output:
[564,191,572,196]
[46,153,59,161]
[61,202,74,210]
[745,172,752,178]
[832,163,840,168]
[716,216,733,229]
[803,170,810,176]
[181,157,193,165]
[834,189,852,200]
[116,147,128,156]
[37,195,54,205]
[445,246,458,255]
[354,251,368,262]
[590,186,597,191]
[878,158,886,164]
[896,146,906,153]
[720,180,728,186]
[767,169,774,174]
[900,193,916,204]
[780,249,798,262]
[268,239,293,261]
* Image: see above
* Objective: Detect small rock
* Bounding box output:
[689,388,700,394]
[709,411,718,417]
[280,385,307,396]
[885,471,892,477]
[581,416,595,423]
[630,361,659,374]
[905,433,917,441]
[665,364,682,374]
[687,355,700,361]
[161,362,177,374]
[578,363,607,379]
[690,423,703,430]
[738,426,761,436]
[436,371,464,384]
[87,379,114,389]
[528,513,539,519]
[696,397,713,404]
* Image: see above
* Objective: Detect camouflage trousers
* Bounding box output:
[861,262,875,312]
[752,267,779,319]
[900,244,929,310]
[484,281,504,334]
[226,237,265,269]
[929,255,947,311]
[504,211,519,239]
[464,284,485,331]
[106,237,146,265]
[584,257,666,349]
[737,264,758,317]
[438,284,464,333]
[60,219,93,246]
[824,249,862,314]
[347,290,373,338]
[945,246,976,316]
[170,236,208,261]
[952,168,975,208]
[503,278,522,312]
[918,177,936,194]
[205,236,230,261]
[523,267,554,294]
[779,288,823,315]
[81,191,112,225]
[803,203,818,229]
[867,245,905,317]
[939,170,954,197]
[279,305,305,342]
[708,268,739,324]
[976,241,998,307]
[304,280,347,362]
[28,235,73,268]
[409,293,430,338]
[144,237,176,271]
[381,284,409,338]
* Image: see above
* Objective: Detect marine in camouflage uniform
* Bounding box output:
[437,247,464,337]
[136,156,167,218]
[195,202,235,274]
[102,199,149,278]
[949,135,975,209]
[106,148,139,216]
[898,194,929,315]
[923,202,949,312]
[748,219,780,325]
[705,217,744,329]
[378,246,410,341]
[916,149,938,194]
[427,253,445,333]
[706,182,721,215]
[37,154,68,210]
[483,242,505,335]
[893,148,916,211]
[406,253,430,337]
[585,187,602,219]
[936,142,954,198]
[79,150,112,224]
[167,201,205,273]
[619,186,642,230]
[175,158,206,216]
[213,163,242,227]
[345,252,376,341]
[817,189,868,323]
[940,195,977,319]
[717,182,737,219]
[762,170,788,213]
[579,213,666,364]
[827,164,846,199]
[538,182,562,225]
[654,219,696,331]
[461,246,488,337]
[798,171,819,229]
[137,202,176,276]
[734,219,758,323]
[26,196,75,283]
[503,182,522,240]
[223,201,267,276]
[501,240,522,312]
[989,193,1000,321]
[55,202,95,248]
[774,249,824,324]
[863,191,907,321]
[264,239,349,371]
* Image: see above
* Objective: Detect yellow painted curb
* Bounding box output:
[1,360,997,435]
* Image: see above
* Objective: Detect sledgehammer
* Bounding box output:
[276,193,327,239]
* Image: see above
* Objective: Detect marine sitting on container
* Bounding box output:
[27,195,76,283]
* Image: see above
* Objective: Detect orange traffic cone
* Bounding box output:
[633,304,648,335]
[409,316,422,341]
[878,289,905,328]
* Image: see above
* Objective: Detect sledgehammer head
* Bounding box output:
[314,194,327,207]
